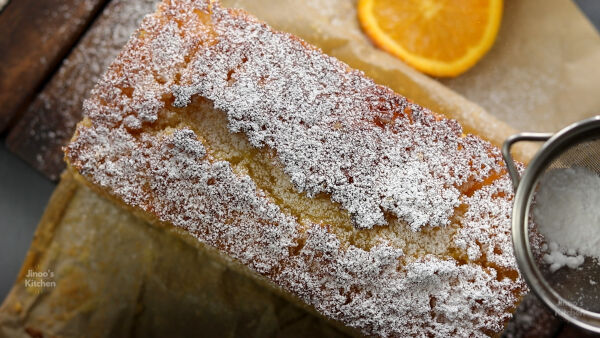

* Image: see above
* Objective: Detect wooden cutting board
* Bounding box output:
[0,0,107,132]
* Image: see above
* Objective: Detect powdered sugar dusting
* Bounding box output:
[282,226,520,336]
[171,9,502,230]
[65,0,526,336]
[67,121,522,336]
[70,126,299,273]
[456,173,520,269]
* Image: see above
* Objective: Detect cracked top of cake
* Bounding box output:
[65,0,527,336]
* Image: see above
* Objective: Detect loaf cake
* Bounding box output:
[64,0,527,336]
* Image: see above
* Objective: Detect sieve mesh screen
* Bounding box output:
[528,135,600,313]
[546,136,600,173]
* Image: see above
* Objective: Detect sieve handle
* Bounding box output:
[502,133,553,192]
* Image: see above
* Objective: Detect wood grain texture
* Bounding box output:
[0,0,107,132]
[6,0,157,180]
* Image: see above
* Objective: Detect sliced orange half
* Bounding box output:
[358,0,503,77]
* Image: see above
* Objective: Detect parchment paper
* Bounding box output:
[442,0,600,133]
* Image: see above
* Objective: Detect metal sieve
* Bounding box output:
[502,116,600,333]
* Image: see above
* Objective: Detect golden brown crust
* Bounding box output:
[64,0,529,336]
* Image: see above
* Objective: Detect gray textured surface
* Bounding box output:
[0,137,55,299]
[0,0,599,302]
[576,0,600,31]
